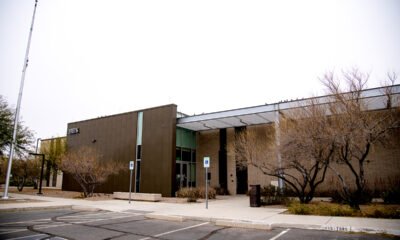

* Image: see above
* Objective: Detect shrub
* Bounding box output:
[176,188,199,202]
[176,187,216,202]
[329,189,373,207]
[288,202,400,219]
[288,202,356,216]
[260,185,293,205]
[288,202,311,215]
[381,186,400,204]
[327,204,355,216]
[330,190,346,204]
[214,186,230,195]
[362,205,400,219]
[197,187,216,199]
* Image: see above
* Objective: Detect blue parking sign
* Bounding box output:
[203,157,210,168]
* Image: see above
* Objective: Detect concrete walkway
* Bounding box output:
[1,193,399,236]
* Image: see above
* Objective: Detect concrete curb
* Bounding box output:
[0,204,99,213]
[145,213,184,222]
[320,225,400,236]
[145,213,400,236]
[271,223,400,236]
[0,205,73,213]
[71,205,101,212]
[216,220,271,230]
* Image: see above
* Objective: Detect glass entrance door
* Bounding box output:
[176,161,189,190]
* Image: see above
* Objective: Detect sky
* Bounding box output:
[0,0,399,140]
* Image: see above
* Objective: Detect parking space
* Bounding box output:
[0,209,395,240]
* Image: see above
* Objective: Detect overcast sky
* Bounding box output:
[1,0,399,140]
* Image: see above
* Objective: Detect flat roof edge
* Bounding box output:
[177,85,400,124]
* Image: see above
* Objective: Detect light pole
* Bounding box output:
[2,0,39,199]
[33,138,41,189]
[29,153,45,195]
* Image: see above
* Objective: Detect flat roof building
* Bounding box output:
[62,85,400,197]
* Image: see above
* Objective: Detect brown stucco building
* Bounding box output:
[64,105,177,197]
[63,85,400,197]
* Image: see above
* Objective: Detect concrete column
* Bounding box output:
[274,104,284,189]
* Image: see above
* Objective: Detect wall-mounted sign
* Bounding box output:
[68,128,80,135]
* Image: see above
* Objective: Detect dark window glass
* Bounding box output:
[191,150,196,163]
[137,145,142,160]
[176,148,181,161]
[135,161,141,192]
[182,149,191,162]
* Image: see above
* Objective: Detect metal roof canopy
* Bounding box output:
[177,85,400,131]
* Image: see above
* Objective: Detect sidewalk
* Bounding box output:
[1,193,399,236]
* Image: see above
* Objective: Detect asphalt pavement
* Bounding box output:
[0,192,399,238]
[0,209,396,240]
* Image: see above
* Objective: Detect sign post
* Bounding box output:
[203,157,210,209]
[129,161,134,204]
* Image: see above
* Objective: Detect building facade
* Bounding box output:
[62,85,400,197]
[39,137,67,189]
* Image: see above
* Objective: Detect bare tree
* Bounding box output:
[322,69,400,209]
[234,102,335,203]
[61,147,123,197]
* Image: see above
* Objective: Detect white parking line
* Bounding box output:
[0,218,51,226]
[269,228,290,240]
[138,222,209,240]
[6,233,47,240]
[0,228,29,235]
[0,211,141,236]
[58,211,141,221]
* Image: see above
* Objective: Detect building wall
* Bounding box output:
[141,105,177,197]
[63,105,177,196]
[64,111,137,193]
[196,124,400,195]
[245,124,278,189]
[196,130,219,188]
[318,127,400,193]
[226,128,236,194]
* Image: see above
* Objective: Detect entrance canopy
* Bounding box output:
[177,85,400,131]
[177,103,282,131]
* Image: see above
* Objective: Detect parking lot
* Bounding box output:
[0,209,395,240]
